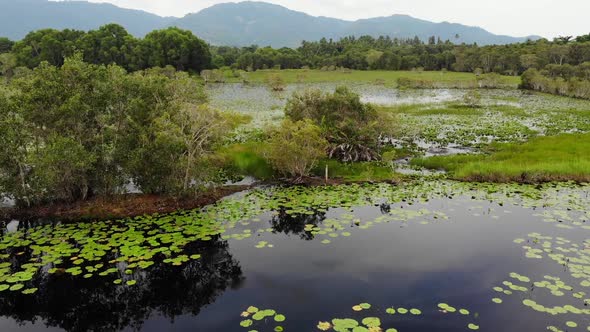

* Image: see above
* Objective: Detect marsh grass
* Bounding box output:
[216,143,274,180]
[412,133,590,183]
[223,69,521,87]
[314,159,398,182]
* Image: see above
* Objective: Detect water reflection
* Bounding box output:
[0,236,243,332]
[269,209,326,240]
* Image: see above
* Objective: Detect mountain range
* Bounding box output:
[0,0,541,47]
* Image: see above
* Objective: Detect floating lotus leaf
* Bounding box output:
[361,317,380,328]
[332,318,359,329]
[359,303,371,309]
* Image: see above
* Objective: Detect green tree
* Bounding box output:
[285,87,395,162]
[0,53,17,80]
[266,119,328,180]
[0,55,231,205]
[0,38,14,54]
[142,27,211,72]
[80,24,139,70]
[12,29,84,68]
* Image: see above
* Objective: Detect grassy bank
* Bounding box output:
[412,133,590,183]
[225,69,521,87]
[313,159,399,182]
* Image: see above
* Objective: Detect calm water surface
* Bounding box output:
[0,182,589,331]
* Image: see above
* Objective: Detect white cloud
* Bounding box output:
[85,0,590,39]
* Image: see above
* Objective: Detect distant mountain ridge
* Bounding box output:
[0,0,541,46]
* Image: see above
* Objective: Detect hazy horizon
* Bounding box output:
[67,0,590,39]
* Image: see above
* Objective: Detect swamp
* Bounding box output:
[1,70,590,332]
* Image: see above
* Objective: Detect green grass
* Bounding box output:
[226,69,521,87]
[215,143,274,180]
[313,159,398,182]
[412,133,590,183]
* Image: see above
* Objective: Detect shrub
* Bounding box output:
[463,90,482,107]
[266,119,328,180]
[266,73,285,91]
[285,87,396,162]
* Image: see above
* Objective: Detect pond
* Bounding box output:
[1,181,589,332]
[207,84,590,154]
[206,83,471,130]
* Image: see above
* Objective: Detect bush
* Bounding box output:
[477,73,503,88]
[462,90,482,107]
[266,119,328,180]
[266,73,285,91]
[200,69,225,83]
[285,87,396,162]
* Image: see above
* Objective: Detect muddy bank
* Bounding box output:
[0,185,253,222]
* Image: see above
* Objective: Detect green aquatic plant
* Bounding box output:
[239,306,286,331]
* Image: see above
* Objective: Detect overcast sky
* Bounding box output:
[85,0,589,39]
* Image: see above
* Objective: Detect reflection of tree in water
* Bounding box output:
[0,235,244,332]
[379,203,391,214]
[269,208,326,240]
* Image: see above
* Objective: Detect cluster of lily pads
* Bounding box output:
[219,180,590,251]
[315,302,480,331]
[488,233,590,330]
[1,180,589,297]
[239,306,286,332]
[236,302,480,332]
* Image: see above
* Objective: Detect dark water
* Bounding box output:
[1,185,589,332]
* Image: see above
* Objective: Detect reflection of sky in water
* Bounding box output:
[2,187,590,331]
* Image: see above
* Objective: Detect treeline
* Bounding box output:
[0,24,211,74]
[0,56,243,206]
[3,25,590,78]
[213,34,590,75]
[521,63,590,99]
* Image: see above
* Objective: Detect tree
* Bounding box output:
[154,104,245,192]
[28,135,97,202]
[142,27,211,72]
[0,55,234,205]
[266,119,328,181]
[0,38,14,54]
[0,53,17,80]
[80,24,139,70]
[12,29,84,68]
[366,49,384,70]
[520,54,539,70]
[285,87,395,162]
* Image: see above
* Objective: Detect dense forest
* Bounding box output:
[1,24,590,76]
[0,24,211,74]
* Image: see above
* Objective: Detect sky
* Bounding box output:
[83,0,589,39]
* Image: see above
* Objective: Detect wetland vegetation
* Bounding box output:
[1,19,590,332]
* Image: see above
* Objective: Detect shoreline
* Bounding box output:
[3,173,587,222]
[0,177,353,222]
[0,185,253,223]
